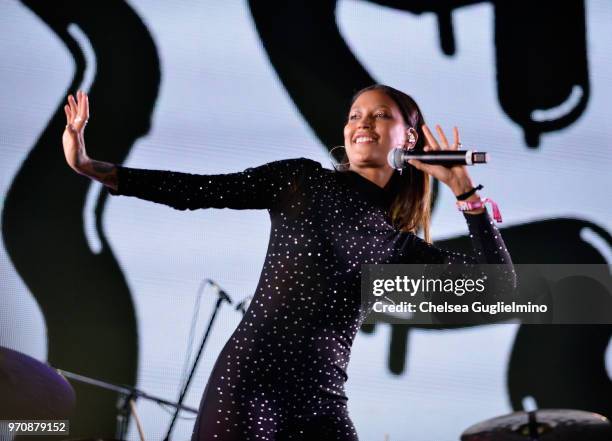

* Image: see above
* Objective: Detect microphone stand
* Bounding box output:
[163,280,232,441]
[235,295,252,315]
[55,368,198,440]
[117,390,136,439]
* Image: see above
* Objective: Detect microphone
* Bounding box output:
[205,279,232,304]
[387,147,489,169]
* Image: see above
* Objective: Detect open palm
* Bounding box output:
[62,90,90,170]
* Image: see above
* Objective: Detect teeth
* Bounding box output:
[355,136,375,143]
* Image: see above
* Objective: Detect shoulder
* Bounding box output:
[260,157,324,176]
[273,157,323,169]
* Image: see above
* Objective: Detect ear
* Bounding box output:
[405,127,418,149]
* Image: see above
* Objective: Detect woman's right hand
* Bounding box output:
[61,90,118,189]
[62,90,90,172]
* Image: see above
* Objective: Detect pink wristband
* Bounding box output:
[456,197,503,223]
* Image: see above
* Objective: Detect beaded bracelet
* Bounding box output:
[456,197,502,222]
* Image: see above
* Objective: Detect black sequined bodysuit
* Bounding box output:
[109,158,514,440]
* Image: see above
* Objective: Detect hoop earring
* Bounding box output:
[329,145,350,171]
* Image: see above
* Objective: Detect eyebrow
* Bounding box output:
[349,105,392,113]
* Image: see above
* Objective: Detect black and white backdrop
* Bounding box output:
[1,1,611,439]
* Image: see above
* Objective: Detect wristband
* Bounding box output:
[456,184,483,201]
[456,197,502,222]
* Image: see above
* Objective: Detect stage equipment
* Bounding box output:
[0,345,75,419]
[235,295,253,315]
[57,368,198,441]
[461,408,612,440]
[163,279,234,441]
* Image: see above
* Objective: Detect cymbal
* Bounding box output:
[0,345,75,419]
[461,409,612,440]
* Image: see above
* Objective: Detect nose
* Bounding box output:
[356,115,373,128]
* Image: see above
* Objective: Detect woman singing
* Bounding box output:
[62,85,514,440]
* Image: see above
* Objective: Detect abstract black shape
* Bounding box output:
[3,1,160,437]
[364,219,612,416]
[509,324,612,420]
[504,221,612,420]
[249,0,590,151]
[248,0,374,151]
[372,0,591,147]
[495,0,589,147]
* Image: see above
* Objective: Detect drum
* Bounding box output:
[461,409,612,440]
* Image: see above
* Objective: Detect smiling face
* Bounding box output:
[343,89,412,170]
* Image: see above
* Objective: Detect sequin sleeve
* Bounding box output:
[107,157,320,211]
[403,211,517,294]
[407,212,512,264]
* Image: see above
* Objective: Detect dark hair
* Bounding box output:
[342,84,432,242]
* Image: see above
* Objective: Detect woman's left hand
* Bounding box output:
[408,124,475,196]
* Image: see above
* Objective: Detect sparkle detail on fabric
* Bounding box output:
[108,158,515,441]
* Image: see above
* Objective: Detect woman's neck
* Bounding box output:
[348,165,395,189]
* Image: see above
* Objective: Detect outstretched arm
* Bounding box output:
[61,91,318,211]
[106,158,317,211]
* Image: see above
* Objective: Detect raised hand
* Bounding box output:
[62,90,90,171]
[408,124,476,197]
[60,90,117,189]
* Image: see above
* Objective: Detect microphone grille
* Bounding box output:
[472,152,489,164]
[387,147,404,170]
